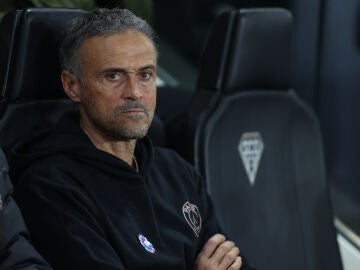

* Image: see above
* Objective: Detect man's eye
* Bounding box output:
[139,72,152,81]
[106,72,120,81]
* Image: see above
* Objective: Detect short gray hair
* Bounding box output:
[59,8,157,81]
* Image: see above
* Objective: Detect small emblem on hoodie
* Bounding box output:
[138,234,155,253]
[182,201,202,237]
[0,194,3,210]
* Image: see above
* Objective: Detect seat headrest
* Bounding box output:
[197,8,293,93]
[0,8,86,101]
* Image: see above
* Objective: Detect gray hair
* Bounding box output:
[59,8,157,81]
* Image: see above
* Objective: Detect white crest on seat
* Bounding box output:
[238,132,264,185]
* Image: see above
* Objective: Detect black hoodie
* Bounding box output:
[11,111,222,270]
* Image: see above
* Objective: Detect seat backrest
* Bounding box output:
[0,8,86,149]
[191,8,343,270]
[0,7,167,154]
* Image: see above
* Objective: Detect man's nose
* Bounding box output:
[122,75,143,100]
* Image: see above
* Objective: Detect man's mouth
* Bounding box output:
[115,101,149,117]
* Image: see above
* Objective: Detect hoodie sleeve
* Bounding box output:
[0,150,51,270]
[194,171,256,270]
[14,171,126,270]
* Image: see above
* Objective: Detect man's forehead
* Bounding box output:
[80,31,157,69]
[82,31,155,51]
[103,63,157,73]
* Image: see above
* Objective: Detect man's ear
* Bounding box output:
[61,70,81,102]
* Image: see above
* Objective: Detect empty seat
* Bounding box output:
[186,8,343,270]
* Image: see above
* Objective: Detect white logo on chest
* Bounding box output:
[182,201,202,237]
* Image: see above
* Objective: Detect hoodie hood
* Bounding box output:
[10,111,153,183]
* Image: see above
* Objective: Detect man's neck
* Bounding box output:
[80,119,136,167]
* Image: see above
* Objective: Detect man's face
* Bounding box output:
[76,30,157,140]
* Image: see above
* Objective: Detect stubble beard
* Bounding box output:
[82,98,154,141]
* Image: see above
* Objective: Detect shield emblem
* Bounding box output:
[182,202,202,237]
[238,132,264,185]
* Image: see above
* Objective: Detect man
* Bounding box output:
[0,149,51,269]
[13,8,251,269]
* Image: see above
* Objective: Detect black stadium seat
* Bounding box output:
[185,8,343,270]
[0,8,86,149]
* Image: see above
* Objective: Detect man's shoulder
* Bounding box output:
[151,146,201,180]
[15,152,79,186]
[23,151,76,171]
[153,146,190,166]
